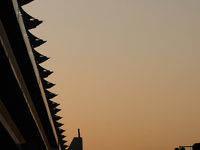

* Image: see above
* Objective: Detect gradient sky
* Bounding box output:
[23,1,200,150]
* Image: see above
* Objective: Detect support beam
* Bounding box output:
[0,99,26,147]
[0,20,51,150]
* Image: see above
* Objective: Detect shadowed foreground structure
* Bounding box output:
[0,1,82,150]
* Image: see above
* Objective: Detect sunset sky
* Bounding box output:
[23,1,200,150]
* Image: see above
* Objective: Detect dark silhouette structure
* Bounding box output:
[68,129,83,150]
[175,143,200,150]
[0,1,82,150]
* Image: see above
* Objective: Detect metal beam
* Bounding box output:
[0,20,51,150]
[0,99,26,147]
[11,0,59,146]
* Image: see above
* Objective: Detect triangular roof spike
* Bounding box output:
[20,7,34,20]
[27,30,40,40]
[37,65,53,78]
[53,108,61,114]
[31,39,46,48]
[51,101,60,108]
[38,65,53,74]
[18,0,34,6]
[58,129,65,134]
[41,78,55,89]
[32,49,50,64]
[27,31,46,48]
[61,140,67,144]
[54,115,62,121]
[55,122,64,128]
[62,145,68,149]
[60,134,66,139]
[47,100,58,111]
[44,89,57,99]
[32,49,44,57]
[47,99,60,108]
[61,145,68,150]
[35,55,49,64]
[20,7,43,29]
[44,90,58,99]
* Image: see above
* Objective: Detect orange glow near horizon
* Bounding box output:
[23,1,200,150]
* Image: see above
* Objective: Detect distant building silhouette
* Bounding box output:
[68,129,83,150]
[175,143,200,150]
